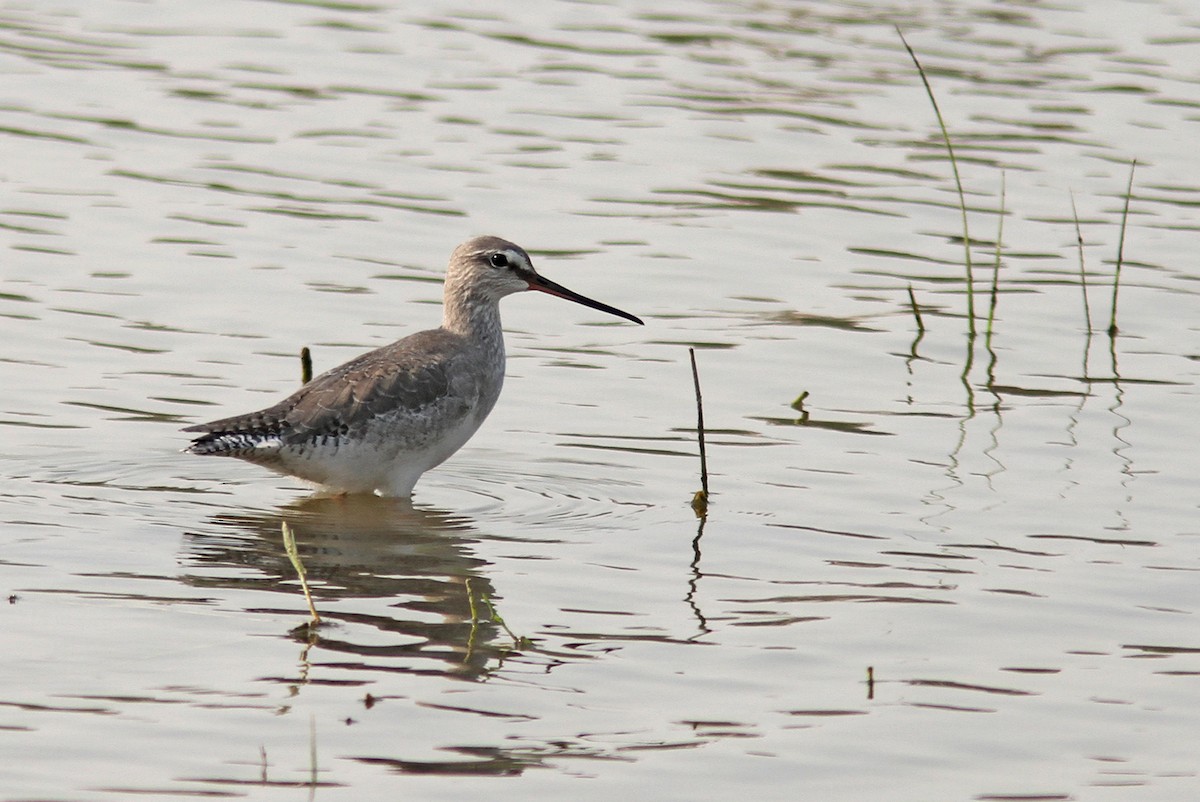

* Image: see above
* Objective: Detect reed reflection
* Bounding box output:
[182,496,515,682]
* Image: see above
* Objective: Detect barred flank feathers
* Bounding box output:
[185,430,282,456]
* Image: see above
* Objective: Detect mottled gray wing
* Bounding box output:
[184,329,475,447]
[281,329,473,444]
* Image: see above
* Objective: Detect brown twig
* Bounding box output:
[688,348,709,515]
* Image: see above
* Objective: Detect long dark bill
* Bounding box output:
[524,271,644,325]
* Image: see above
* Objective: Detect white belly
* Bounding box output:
[274,396,494,497]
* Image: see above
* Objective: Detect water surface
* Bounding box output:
[2,1,1199,800]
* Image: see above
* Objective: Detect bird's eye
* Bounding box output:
[489,253,509,268]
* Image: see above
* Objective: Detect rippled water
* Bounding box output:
[3,1,1199,799]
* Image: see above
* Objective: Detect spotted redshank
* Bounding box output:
[184,236,642,496]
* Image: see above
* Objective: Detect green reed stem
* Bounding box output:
[897,26,975,338]
[282,522,320,626]
[985,171,1006,342]
[1108,159,1136,337]
[1069,191,1093,333]
[905,284,925,333]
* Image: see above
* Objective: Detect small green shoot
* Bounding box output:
[465,578,531,650]
[790,391,810,423]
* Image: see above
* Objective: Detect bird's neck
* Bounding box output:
[443,291,505,349]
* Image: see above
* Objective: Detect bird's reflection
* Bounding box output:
[182,495,513,681]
